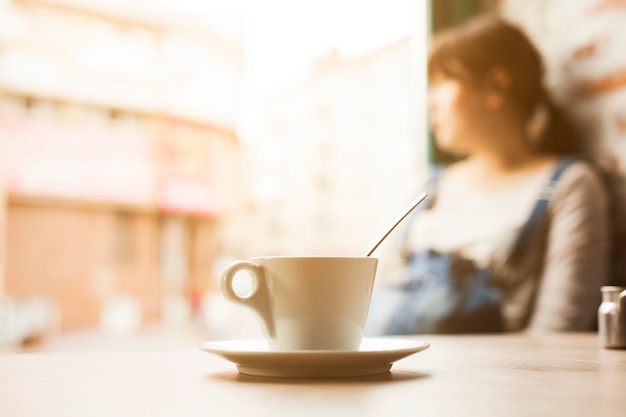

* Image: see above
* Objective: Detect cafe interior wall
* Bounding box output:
[0,0,249,341]
[500,0,626,169]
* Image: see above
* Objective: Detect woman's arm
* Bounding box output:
[528,162,610,331]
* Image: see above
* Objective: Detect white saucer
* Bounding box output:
[200,337,429,378]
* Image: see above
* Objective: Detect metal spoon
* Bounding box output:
[366,192,428,257]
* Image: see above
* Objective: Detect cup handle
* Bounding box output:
[220,261,274,337]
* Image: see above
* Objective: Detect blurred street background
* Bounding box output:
[1,0,625,350]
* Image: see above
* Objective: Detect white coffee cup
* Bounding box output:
[221,256,378,351]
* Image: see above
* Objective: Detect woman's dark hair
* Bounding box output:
[427,14,582,155]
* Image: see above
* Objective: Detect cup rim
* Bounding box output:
[601,286,626,292]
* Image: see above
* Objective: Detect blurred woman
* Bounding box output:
[369,15,610,333]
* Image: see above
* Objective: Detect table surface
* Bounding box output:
[1,332,625,417]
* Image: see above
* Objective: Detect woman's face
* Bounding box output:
[428,76,490,156]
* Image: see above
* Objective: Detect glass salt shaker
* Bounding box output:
[598,286,626,349]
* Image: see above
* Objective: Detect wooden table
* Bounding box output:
[1,332,625,417]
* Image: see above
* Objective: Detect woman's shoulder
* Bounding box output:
[556,158,607,191]
[551,157,609,210]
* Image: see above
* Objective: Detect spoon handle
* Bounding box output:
[366,192,428,257]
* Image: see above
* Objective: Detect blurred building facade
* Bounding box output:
[243,39,429,258]
[0,0,433,341]
[0,0,249,333]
